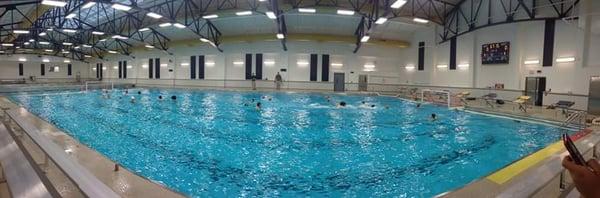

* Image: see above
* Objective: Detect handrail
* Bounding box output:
[497,130,600,197]
[5,109,120,198]
[0,123,55,198]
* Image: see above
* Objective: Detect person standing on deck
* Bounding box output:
[251,73,257,90]
[274,72,283,90]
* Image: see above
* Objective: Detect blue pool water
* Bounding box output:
[10,89,569,197]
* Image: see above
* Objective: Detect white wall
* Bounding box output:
[100,40,408,87]
[0,54,91,81]
[398,19,600,109]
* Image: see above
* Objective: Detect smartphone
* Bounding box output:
[563,133,587,165]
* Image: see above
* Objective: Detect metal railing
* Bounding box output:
[2,108,119,198]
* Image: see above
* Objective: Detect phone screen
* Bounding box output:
[563,133,586,165]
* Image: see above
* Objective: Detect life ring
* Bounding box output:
[592,117,600,126]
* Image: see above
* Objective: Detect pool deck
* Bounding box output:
[0,96,185,198]
[0,89,597,197]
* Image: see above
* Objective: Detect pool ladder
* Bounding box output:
[561,111,586,130]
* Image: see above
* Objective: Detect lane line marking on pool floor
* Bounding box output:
[486,129,592,185]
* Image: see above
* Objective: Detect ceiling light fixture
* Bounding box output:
[375,17,388,24]
[173,23,186,28]
[202,14,218,19]
[276,33,284,39]
[337,9,355,15]
[82,2,96,9]
[41,0,67,7]
[62,29,77,33]
[159,22,172,27]
[146,12,162,19]
[13,30,30,34]
[390,0,407,8]
[200,38,210,42]
[413,17,429,24]
[29,39,34,42]
[39,41,50,45]
[360,35,370,42]
[235,11,252,16]
[39,32,47,36]
[266,11,276,19]
[43,59,50,62]
[298,8,316,13]
[145,44,155,48]
[111,3,132,11]
[437,64,448,68]
[82,44,92,48]
[44,49,53,52]
[65,13,76,19]
[62,42,73,45]
[1,43,14,47]
[556,57,576,63]
[108,50,117,54]
[139,28,150,32]
[92,31,104,35]
[18,58,27,62]
[524,60,540,65]
[64,59,71,63]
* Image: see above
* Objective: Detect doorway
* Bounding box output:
[525,77,546,106]
[334,73,345,92]
[358,75,368,91]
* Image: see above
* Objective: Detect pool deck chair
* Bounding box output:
[555,100,575,116]
[514,96,531,112]
[456,91,471,106]
[481,93,498,108]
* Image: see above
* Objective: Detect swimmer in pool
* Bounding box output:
[158,95,164,101]
[337,101,347,108]
[171,95,177,100]
[430,113,437,121]
[138,91,142,95]
[370,104,376,108]
[416,103,421,108]
[130,96,136,103]
[256,102,262,110]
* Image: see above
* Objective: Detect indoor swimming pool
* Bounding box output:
[9,88,571,197]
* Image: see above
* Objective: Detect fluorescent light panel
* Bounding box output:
[13,30,30,34]
[390,0,407,8]
[202,14,218,19]
[200,38,210,42]
[159,22,172,27]
[413,17,429,23]
[40,41,50,45]
[39,32,47,36]
[146,12,162,19]
[1,43,14,46]
[41,0,67,7]
[264,61,275,65]
[82,44,92,48]
[337,9,355,15]
[233,61,244,65]
[297,61,309,65]
[145,44,155,48]
[405,65,415,70]
[458,63,470,68]
[375,17,388,24]
[108,50,117,54]
[43,59,50,62]
[82,2,96,9]
[139,28,150,32]
[62,29,77,33]
[64,59,70,63]
[437,64,448,68]
[298,8,316,13]
[331,63,343,67]
[360,36,370,42]
[111,3,132,11]
[556,57,575,63]
[276,33,284,39]
[92,31,104,35]
[235,11,252,16]
[18,58,27,62]
[364,64,375,68]
[266,11,276,19]
[173,23,186,28]
[524,60,540,65]
[44,49,53,52]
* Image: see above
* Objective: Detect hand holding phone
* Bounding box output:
[563,133,587,166]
